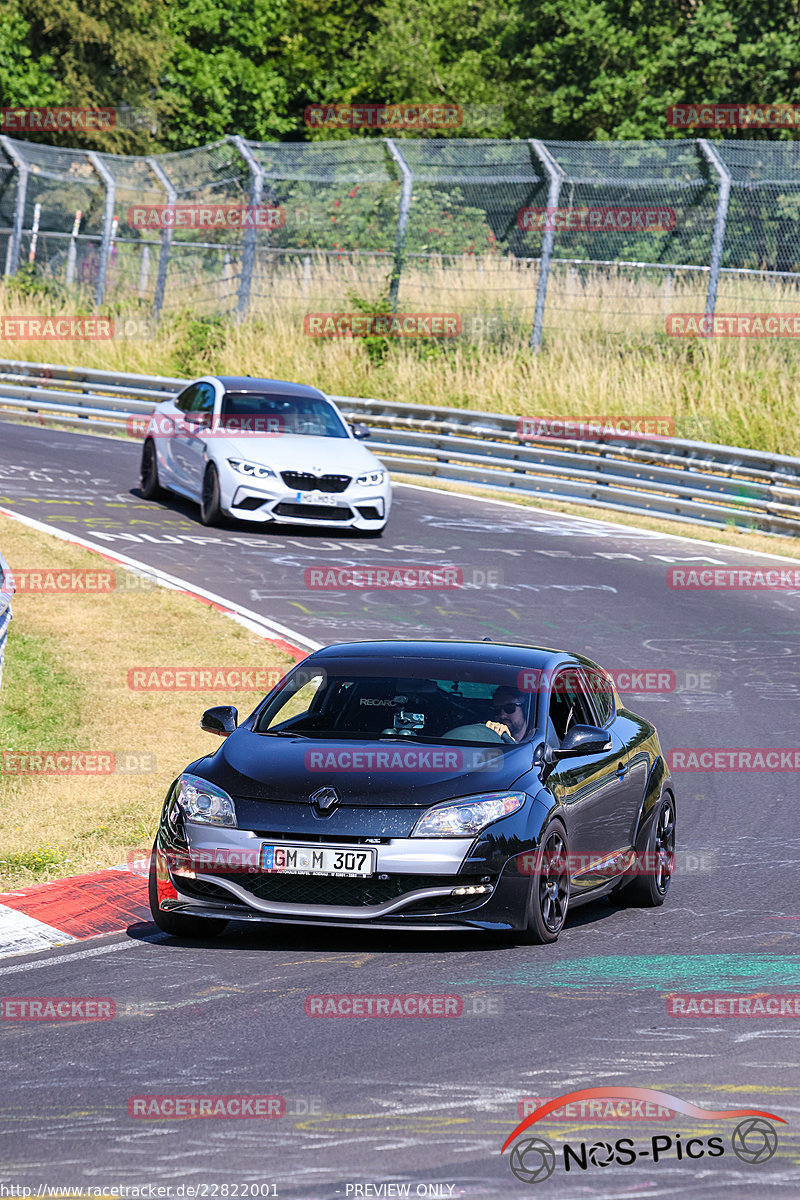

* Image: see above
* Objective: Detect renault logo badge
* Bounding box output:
[311,786,339,812]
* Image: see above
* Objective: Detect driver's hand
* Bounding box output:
[485,720,509,737]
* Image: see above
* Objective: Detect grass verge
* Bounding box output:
[0,512,296,890]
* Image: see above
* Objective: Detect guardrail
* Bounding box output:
[0,552,13,695]
[1,357,799,537]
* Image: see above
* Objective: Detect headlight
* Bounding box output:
[227,458,275,479]
[411,791,525,838]
[356,470,385,486]
[176,773,237,827]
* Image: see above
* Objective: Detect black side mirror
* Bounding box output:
[549,724,612,761]
[351,422,371,439]
[201,705,238,736]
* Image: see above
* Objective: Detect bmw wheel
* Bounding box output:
[200,462,223,526]
[140,439,163,500]
[523,821,570,944]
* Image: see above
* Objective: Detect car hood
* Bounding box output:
[199,729,533,810]
[211,434,383,475]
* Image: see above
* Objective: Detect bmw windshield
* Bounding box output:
[220,392,349,438]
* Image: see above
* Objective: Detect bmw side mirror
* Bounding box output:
[351,422,371,439]
[201,705,238,736]
[550,724,612,760]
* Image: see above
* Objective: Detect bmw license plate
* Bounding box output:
[296,491,338,506]
[261,843,375,877]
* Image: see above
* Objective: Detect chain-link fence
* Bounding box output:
[3,133,800,346]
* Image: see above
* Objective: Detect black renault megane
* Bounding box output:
[149,639,676,943]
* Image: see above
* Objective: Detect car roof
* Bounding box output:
[205,376,330,399]
[307,639,596,672]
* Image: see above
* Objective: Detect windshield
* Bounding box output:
[220,392,349,438]
[254,662,537,744]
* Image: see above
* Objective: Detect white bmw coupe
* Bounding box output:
[139,375,391,535]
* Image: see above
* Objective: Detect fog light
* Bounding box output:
[451,884,492,896]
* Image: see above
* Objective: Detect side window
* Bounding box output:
[548,669,595,742]
[175,385,198,413]
[194,383,216,414]
[584,668,615,726]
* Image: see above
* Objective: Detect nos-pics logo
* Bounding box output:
[502,1087,784,1185]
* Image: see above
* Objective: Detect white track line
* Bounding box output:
[0,504,321,651]
[395,480,800,565]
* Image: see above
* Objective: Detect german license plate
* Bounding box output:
[296,491,338,506]
[260,843,375,877]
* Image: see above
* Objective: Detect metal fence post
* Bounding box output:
[698,140,731,320]
[147,157,177,320]
[87,152,116,307]
[1,137,29,276]
[385,139,413,311]
[529,140,565,351]
[231,136,264,320]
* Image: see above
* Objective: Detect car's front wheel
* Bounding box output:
[523,821,570,944]
[148,844,228,939]
[200,462,223,526]
[140,439,163,500]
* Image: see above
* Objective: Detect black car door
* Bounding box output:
[583,666,650,852]
[544,667,631,892]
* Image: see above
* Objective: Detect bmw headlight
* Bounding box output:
[411,791,525,838]
[176,773,237,827]
[356,470,385,486]
[227,458,275,480]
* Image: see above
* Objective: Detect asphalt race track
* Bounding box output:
[0,419,798,1198]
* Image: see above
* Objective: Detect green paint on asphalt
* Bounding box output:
[452,954,800,991]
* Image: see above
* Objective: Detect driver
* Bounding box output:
[485,686,528,742]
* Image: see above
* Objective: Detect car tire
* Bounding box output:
[522,820,570,944]
[200,462,223,526]
[609,792,675,908]
[148,844,228,939]
[140,439,163,500]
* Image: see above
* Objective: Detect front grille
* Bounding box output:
[281,472,351,493]
[182,872,480,908]
[272,502,352,522]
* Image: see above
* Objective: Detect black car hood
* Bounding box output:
[199,728,534,808]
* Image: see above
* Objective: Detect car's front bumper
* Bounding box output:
[222,478,390,528]
[157,823,532,932]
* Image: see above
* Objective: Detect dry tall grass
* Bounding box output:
[0,514,295,889]
[2,254,800,454]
